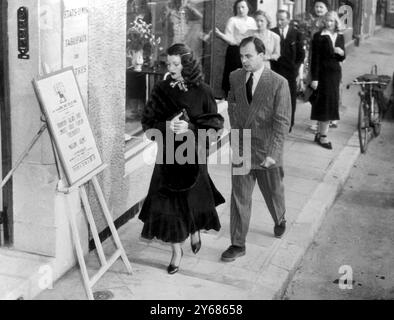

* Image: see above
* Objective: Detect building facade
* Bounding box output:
[0,0,390,296]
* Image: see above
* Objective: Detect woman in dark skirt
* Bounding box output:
[215,0,257,98]
[310,11,346,149]
[139,43,225,274]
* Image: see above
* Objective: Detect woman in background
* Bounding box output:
[305,0,330,131]
[310,11,345,150]
[248,10,280,69]
[215,0,257,98]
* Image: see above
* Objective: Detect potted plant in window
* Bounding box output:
[127,15,161,72]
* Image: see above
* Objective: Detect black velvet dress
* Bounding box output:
[138,78,225,243]
[310,32,346,122]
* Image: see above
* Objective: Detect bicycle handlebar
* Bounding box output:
[346,80,383,90]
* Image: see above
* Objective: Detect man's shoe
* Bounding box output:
[274,221,286,238]
[221,245,246,262]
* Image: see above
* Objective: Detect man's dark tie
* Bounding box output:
[246,72,253,104]
[280,29,285,42]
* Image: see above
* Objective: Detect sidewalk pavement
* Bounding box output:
[35,28,394,300]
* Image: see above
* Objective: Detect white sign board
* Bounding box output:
[33,67,102,186]
[62,0,89,104]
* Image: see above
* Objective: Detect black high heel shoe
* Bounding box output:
[317,135,333,150]
[191,231,201,255]
[167,248,183,275]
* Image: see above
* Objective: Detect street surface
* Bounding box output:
[284,116,394,300]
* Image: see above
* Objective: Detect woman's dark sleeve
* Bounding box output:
[193,85,224,131]
[335,34,346,62]
[141,84,168,136]
[311,33,321,81]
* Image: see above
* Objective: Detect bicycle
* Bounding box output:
[347,70,390,153]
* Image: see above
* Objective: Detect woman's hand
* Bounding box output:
[215,27,223,37]
[215,26,237,45]
[170,113,189,135]
[311,81,319,90]
[334,47,344,56]
[202,30,213,42]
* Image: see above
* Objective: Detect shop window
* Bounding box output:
[125,0,214,146]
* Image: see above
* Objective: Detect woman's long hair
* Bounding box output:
[167,43,203,87]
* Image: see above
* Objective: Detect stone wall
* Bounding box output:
[8,0,88,272]
[87,0,127,231]
[9,0,59,256]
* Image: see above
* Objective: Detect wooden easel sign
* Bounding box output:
[32,67,102,186]
[32,67,132,300]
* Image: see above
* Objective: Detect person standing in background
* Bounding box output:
[305,0,330,132]
[247,10,280,69]
[271,9,305,133]
[215,0,257,98]
[310,11,346,150]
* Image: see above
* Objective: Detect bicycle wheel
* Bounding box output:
[358,100,370,153]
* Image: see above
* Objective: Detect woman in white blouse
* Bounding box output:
[215,0,257,98]
[248,10,280,69]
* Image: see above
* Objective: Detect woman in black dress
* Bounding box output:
[139,43,225,274]
[310,11,345,149]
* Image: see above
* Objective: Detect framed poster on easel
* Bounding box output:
[32,67,132,300]
[32,66,102,186]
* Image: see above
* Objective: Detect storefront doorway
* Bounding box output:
[1,0,12,246]
[376,0,387,26]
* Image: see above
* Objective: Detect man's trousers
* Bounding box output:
[230,167,286,248]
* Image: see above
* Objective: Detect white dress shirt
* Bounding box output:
[321,30,338,48]
[280,25,289,39]
[246,65,265,95]
[225,16,257,45]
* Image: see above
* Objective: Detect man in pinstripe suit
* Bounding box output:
[221,36,291,262]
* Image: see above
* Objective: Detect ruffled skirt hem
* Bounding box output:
[139,208,221,243]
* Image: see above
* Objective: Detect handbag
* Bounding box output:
[161,108,200,193]
[303,85,315,103]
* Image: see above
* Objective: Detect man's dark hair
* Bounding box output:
[167,43,203,86]
[239,36,266,55]
[277,9,290,19]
